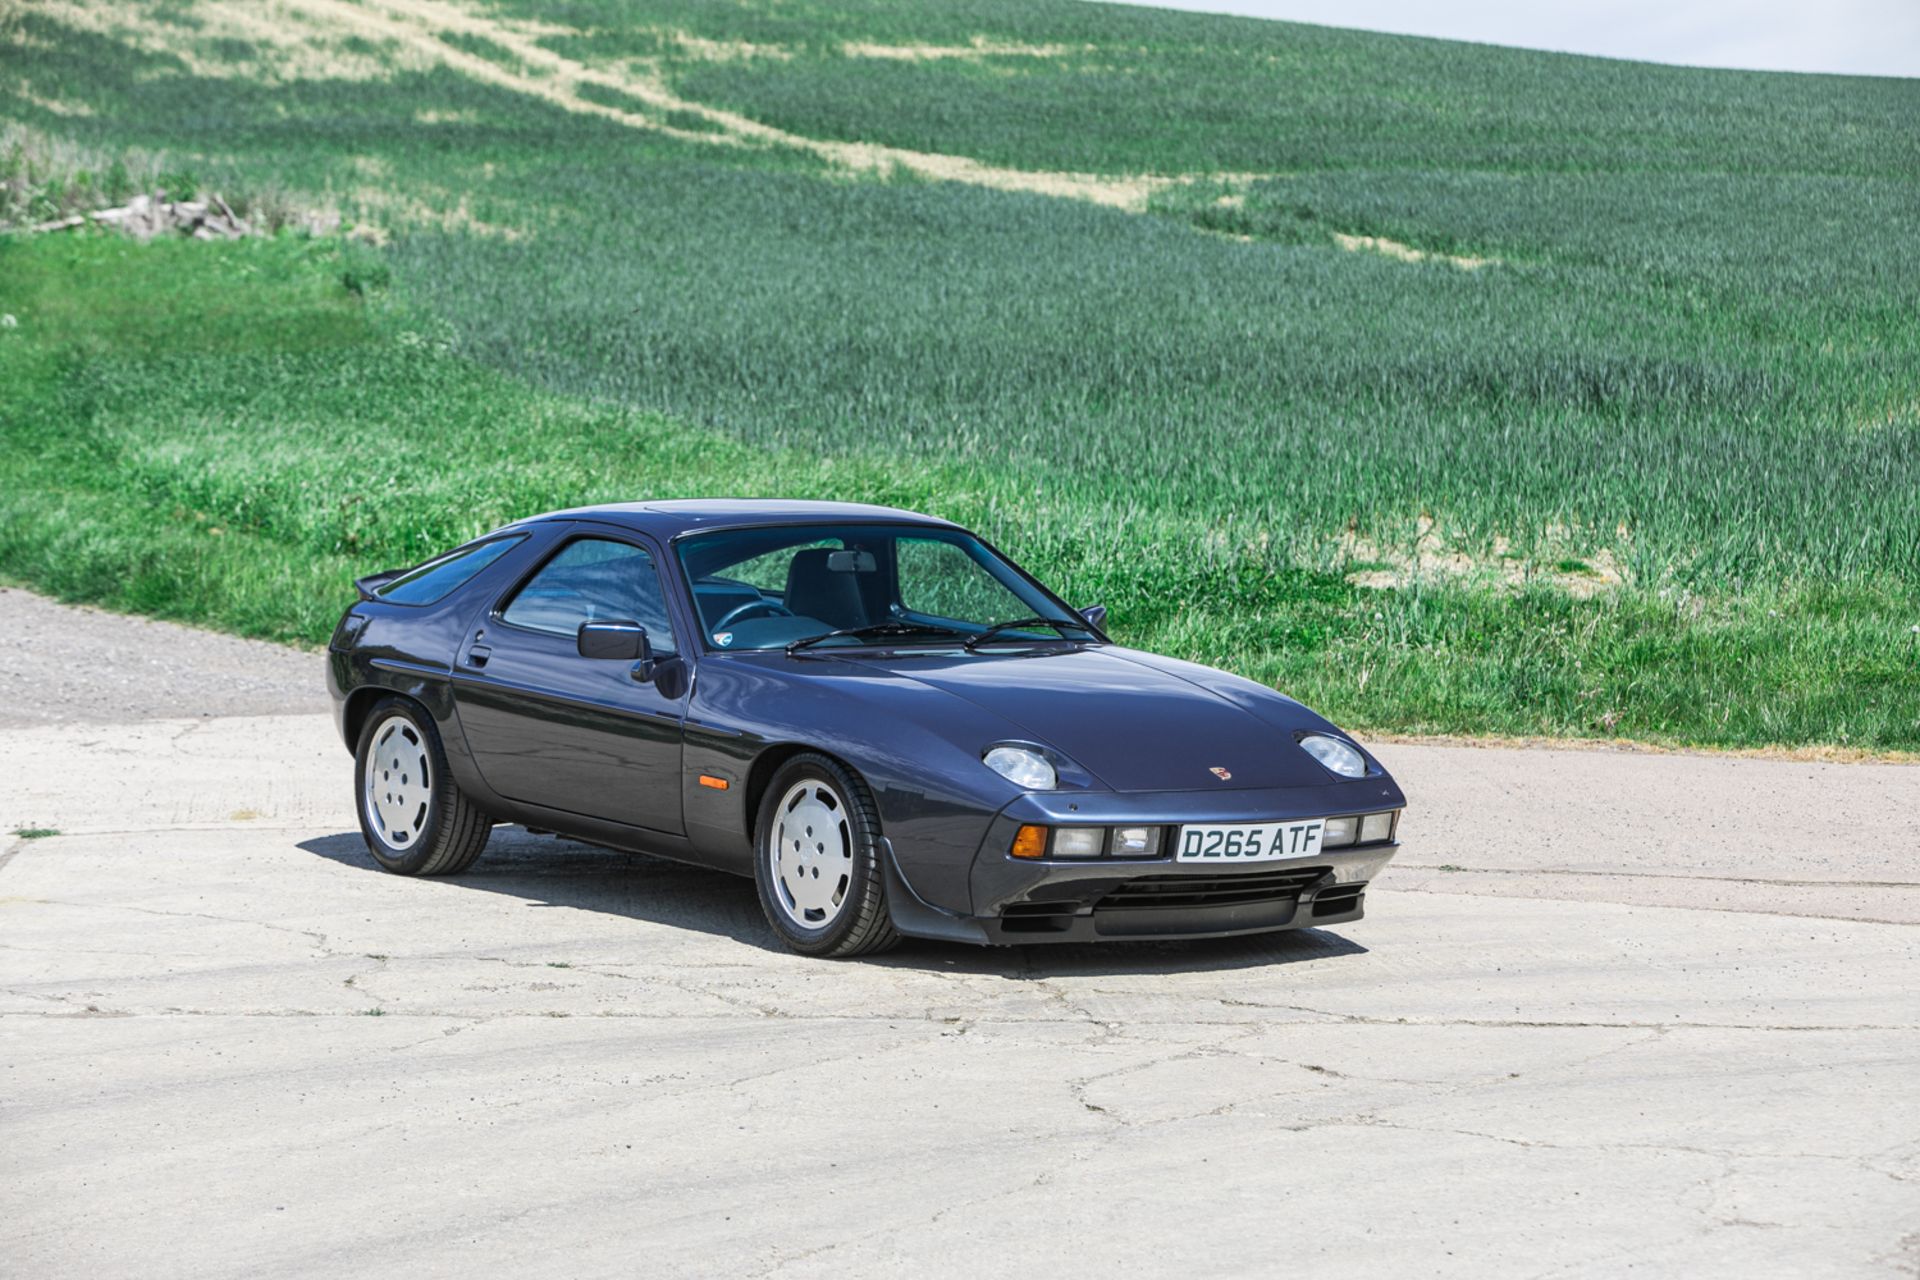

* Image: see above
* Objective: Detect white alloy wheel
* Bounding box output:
[363,711,433,852]
[769,777,854,928]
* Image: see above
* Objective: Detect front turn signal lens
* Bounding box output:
[1010,825,1048,859]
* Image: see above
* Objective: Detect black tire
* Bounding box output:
[752,753,900,958]
[354,696,492,876]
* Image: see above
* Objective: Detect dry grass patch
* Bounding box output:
[840,37,1091,62]
[31,0,436,82]
[1332,230,1495,270]
[664,31,792,63]
[13,82,95,118]
[1340,517,1624,598]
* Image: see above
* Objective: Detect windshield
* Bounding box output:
[676,524,1096,652]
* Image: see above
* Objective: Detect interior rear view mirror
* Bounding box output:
[826,549,877,573]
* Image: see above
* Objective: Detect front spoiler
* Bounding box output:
[881,838,1396,947]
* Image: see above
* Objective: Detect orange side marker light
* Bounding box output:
[698,775,730,790]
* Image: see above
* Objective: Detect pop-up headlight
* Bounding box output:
[983,745,1057,790]
[1300,733,1367,779]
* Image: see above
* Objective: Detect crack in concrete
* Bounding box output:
[375,1016,497,1054]
[1352,1117,1756,1164]
[1212,997,1917,1033]
[1867,1229,1920,1274]
[24,897,332,949]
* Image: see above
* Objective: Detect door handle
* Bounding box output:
[465,644,492,669]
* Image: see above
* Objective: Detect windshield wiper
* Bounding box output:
[963,616,1082,651]
[786,621,965,655]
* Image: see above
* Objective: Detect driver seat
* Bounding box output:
[784,549,869,629]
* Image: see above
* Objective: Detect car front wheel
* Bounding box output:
[354,697,492,876]
[753,754,900,958]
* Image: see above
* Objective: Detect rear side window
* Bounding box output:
[499,537,678,654]
[378,536,525,605]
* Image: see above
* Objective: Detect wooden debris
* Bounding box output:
[87,192,252,240]
[15,190,343,240]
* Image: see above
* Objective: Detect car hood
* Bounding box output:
[878,645,1357,792]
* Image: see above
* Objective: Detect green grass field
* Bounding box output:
[3,0,1917,750]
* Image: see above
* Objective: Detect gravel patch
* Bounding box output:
[0,587,325,726]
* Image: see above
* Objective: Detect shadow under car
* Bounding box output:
[297,827,1370,976]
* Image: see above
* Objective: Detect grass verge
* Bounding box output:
[2,232,1914,751]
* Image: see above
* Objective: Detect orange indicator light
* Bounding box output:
[698,775,730,790]
[1010,824,1048,859]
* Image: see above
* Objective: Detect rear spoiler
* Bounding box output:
[354,570,401,601]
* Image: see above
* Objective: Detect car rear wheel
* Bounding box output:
[354,697,492,876]
[753,754,900,958]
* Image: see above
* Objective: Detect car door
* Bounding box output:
[451,529,690,834]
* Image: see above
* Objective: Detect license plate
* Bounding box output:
[1176,820,1324,863]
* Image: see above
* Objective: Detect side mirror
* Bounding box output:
[578,619,651,662]
[1078,603,1108,631]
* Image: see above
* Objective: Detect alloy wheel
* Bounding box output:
[363,712,433,852]
[769,778,853,928]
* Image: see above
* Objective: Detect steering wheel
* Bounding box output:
[712,598,795,631]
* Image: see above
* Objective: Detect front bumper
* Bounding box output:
[884,778,1404,946]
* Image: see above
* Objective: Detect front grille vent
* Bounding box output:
[1097,866,1331,911]
[999,900,1080,933]
[1311,883,1366,917]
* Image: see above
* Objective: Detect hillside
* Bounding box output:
[2,0,1917,749]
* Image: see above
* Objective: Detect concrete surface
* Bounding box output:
[2,590,1916,1278]
[1383,742,1920,925]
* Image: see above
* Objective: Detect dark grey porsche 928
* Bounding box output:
[327,500,1405,957]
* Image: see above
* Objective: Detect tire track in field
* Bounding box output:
[245,0,1203,211]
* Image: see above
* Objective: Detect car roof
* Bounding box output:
[506,498,962,539]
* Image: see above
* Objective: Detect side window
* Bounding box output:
[378,536,525,605]
[500,538,678,654]
[896,538,1016,623]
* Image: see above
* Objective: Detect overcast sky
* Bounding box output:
[1104,0,1920,78]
